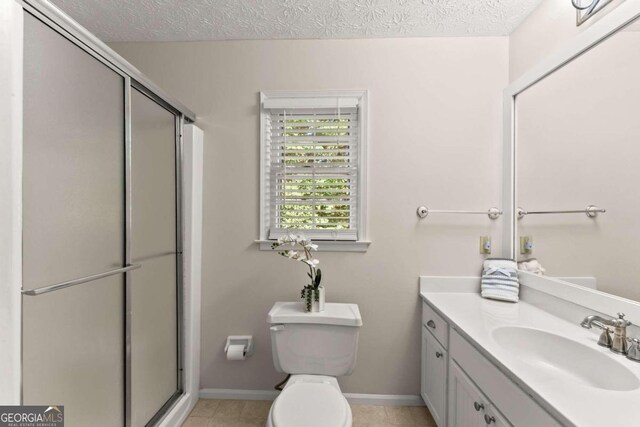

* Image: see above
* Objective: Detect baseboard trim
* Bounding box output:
[344,393,424,406]
[200,388,279,401]
[199,389,424,407]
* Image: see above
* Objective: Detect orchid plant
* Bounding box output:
[271,234,322,311]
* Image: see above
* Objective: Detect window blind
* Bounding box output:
[265,103,359,241]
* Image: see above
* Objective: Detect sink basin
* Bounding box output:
[492,326,640,391]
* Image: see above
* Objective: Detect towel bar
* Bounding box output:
[416,206,502,220]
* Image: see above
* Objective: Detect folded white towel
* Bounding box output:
[518,258,546,275]
[481,259,519,303]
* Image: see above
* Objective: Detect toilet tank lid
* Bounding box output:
[267,302,362,327]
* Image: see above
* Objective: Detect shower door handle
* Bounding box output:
[22,264,142,296]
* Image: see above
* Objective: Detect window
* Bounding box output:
[259,91,369,251]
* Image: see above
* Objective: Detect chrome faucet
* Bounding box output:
[581,312,631,354]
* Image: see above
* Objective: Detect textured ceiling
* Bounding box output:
[51,0,542,42]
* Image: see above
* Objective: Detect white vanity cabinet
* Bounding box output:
[421,301,562,427]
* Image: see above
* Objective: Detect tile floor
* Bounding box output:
[182,399,437,427]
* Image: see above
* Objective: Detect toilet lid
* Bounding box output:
[271,382,349,427]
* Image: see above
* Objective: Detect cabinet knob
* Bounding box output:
[427,320,436,329]
[435,351,443,358]
[484,414,496,424]
[473,401,484,411]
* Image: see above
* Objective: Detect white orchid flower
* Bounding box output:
[272,236,321,295]
[304,242,318,251]
[303,258,320,268]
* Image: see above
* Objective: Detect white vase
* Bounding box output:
[309,286,325,313]
[318,286,325,312]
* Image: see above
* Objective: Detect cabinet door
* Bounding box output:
[448,361,511,427]
[448,361,488,427]
[421,327,447,427]
[483,406,511,427]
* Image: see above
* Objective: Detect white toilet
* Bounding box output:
[266,301,363,427]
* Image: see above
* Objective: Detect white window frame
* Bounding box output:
[258,90,370,252]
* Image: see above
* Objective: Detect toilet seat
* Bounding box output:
[270,381,351,427]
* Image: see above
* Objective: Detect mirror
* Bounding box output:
[515,17,640,302]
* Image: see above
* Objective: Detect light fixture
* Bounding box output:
[572,0,614,26]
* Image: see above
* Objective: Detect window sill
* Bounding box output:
[255,240,371,252]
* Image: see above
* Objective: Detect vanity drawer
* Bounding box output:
[450,330,561,427]
[423,302,449,349]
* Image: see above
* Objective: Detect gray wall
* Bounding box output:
[111,37,508,395]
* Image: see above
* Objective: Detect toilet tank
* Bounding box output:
[267,302,362,376]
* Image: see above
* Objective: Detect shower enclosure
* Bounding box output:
[12,3,199,426]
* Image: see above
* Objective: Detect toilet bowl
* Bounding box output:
[266,302,362,427]
[266,375,351,427]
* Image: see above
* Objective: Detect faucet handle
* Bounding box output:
[626,338,640,362]
[598,327,613,348]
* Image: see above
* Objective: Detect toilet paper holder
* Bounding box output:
[225,335,254,358]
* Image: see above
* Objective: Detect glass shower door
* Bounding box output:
[22,11,126,427]
[22,11,183,427]
[130,88,180,426]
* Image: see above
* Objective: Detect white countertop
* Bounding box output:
[420,290,640,427]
